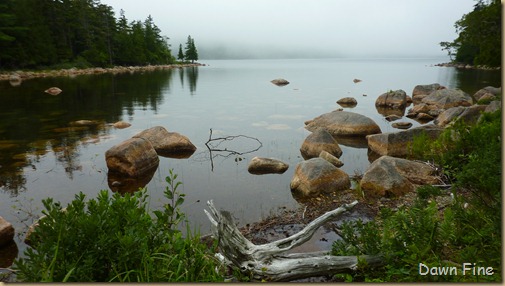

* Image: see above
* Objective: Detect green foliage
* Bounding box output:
[332,110,502,282]
[0,0,175,69]
[184,35,199,63]
[441,0,501,67]
[14,169,224,282]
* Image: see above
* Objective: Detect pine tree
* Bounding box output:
[184,35,198,63]
[177,44,184,62]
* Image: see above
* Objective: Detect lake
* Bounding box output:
[0,58,501,260]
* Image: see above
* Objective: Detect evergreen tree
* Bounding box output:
[177,44,184,61]
[441,0,501,67]
[184,35,198,63]
[0,0,175,68]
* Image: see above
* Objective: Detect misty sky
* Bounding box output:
[101,0,478,59]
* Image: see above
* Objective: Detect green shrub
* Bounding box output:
[14,169,224,282]
[332,110,502,282]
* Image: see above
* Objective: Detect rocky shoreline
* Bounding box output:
[435,62,500,70]
[0,63,206,83]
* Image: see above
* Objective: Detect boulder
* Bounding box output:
[412,83,445,101]
[44,87,62,95]
[305,110,381,136]
[421,89,473,109]
[105,137,159,177]
[360,156,440,197]
[366,124,443,157]
[375,90,407,108]
[416,113,434,121]
[319,150,344,167]
[133,126,196,158]
[434,106,465,127]
[385,115,402,122]
[247,157,289,175]
[337,97,357,107]
[271,78,290,86]
[484,100,501,113]
[454,105,487,126]
[70,119,101,126]
[300,129,342,159]
[0,217,15,247]
[290,158,350,198]
[473,86,501,101]
[113,121,131,129]
[391,122,412,129]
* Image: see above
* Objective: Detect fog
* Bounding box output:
[101,0,477,59]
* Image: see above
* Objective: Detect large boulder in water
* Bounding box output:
[105,137,159,177]
[412,83,445,101]
[360,156,440,197]
[247,157,289,175]
[305,110,381,136]
[290,158,350,198]
[421,89,473,109]
[375,89,407,108]
[367,125,443,158]
[300,129,342,159]
[133,126,196,158]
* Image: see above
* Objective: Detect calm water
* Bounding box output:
[0,58,501,259]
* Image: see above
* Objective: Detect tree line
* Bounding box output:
[440,0,501,67]
[0,0,198,69]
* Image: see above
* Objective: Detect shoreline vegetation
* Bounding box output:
[435,62,500,70]
[0,63,206,82]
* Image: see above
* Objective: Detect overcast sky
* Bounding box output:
[100,0,477,59]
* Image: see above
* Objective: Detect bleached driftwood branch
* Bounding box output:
[204,200,383,281]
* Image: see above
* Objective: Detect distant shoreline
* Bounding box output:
[0,63,206,82]
[435,62,500,70]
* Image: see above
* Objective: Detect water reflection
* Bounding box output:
[178,66,199,95]
[0,69,176,196]
[107,165,158,194]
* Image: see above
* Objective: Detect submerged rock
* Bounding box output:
[44,87,62,95]
[113,121,131,129]
[247,157,289,175]
[337,97,357,107]
[305,110,381,136]
[391,122,413,129]
[271,78,290,86]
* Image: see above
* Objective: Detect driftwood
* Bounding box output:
[193,128,263,171]
[204,200,383,281]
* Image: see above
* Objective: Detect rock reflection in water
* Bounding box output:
[0,241,18,268]
[333,136,369,149]
[107,166,157,194]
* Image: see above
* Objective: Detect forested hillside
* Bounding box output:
[0,0,174,69]
[440,0,501,67]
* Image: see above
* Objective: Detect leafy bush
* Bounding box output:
[14,169,224,282]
